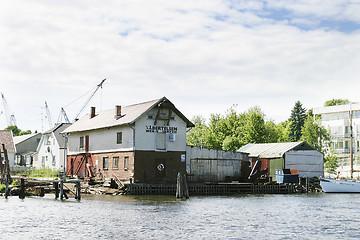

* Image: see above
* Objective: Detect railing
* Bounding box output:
[21,167,60,181]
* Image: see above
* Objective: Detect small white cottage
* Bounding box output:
[36,123,71,170]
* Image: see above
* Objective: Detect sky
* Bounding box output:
[1,0,360,132]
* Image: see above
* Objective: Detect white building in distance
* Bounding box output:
[313,103,360,178]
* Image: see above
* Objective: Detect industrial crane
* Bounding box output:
[44,101,54,129]
[1,93,17,127]
[56,78,106,124]
[73,78,106,121]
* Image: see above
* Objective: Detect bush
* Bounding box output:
[0,184,6,193]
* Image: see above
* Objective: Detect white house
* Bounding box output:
[36,123,71,170]
[62,97,194,183]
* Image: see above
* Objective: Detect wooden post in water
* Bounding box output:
[2,143,11,199]
[306,178,309,194]
[19,178,25,199]
[75,181,81,201]
[54,182,59,199]
[5,173,9,199]
[60,179,64,200]
[176,172,189,199]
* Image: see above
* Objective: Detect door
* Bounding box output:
[85,135,89,152]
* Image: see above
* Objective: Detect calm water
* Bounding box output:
[1,193,360,240]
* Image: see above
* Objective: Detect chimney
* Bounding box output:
[115,105,122,119]
[90,107,96,118]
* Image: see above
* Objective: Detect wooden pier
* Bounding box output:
[126,182,303,195]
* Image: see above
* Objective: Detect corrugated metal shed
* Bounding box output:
[62,97,194,134]
[238,142,315,159]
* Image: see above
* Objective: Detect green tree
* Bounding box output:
[276,121,291,142]
[324,150,339,174]
[4,125,32,136]
[288,101,306,141]
[5,125,21,136]
[300,111,339,174]
[186,115,208,147]
[187,106,283,151]
[241,107,268,144]
[300,112,330,152]
[324,98,350,107]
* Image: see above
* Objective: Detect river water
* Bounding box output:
[1,193,360,240]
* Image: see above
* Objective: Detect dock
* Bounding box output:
[126,182,303,195]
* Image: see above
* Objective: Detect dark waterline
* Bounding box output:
[1,194,360,240]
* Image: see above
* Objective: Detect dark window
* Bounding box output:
[103,157,109,170]
[117,132,122,144]
[124,156,129,170]
[80,136,84,148]
[113,157,119,169]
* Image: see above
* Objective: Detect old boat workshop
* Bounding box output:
[59,97,323,195]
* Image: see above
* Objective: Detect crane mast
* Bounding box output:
[1,93,17,127]
[73,78,106,121]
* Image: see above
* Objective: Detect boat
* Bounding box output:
[320,178,360,193]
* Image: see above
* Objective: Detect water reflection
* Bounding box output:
[1,194,360,239]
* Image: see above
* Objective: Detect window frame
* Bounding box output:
[103,157,109,170]
[117,132,122,144]
[80,136,84,149]
[113,156,119,169]
[124,156,129,170]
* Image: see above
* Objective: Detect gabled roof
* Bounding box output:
[13,133,42,145]
[62,97,194,133]
[43,123,72,148]
[0,130,16,153]
[237,142,316,159]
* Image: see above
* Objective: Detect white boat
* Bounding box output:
[320,178,360,193]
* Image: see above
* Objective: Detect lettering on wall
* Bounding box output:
[146,125,178,133]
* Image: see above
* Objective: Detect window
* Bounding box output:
[103,157,109,170]
[113,157,119,169]
[148,115,154,119]
[124,156,129,170]
[117,132,122,144]
[80,136,84,148]
[52,156,56,166]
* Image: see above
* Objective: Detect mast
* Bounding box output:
[350,104,353,179]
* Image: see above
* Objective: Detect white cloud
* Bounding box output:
[0,0,359,131]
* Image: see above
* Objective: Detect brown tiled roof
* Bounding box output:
[0,130,16,153]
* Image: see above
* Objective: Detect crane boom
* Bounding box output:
[73,78,106,121]
[44,101,54,128]
[1,93,17,127]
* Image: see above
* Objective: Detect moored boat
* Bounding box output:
[320,178,360,193]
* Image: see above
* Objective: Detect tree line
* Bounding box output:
[187,99,350,173]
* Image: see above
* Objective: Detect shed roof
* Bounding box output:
[0,130,16,153]
[62,96,194,133]
[13,133,42,145]
[237,142,316,159]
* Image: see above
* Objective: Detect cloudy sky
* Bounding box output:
[1,0,360,132]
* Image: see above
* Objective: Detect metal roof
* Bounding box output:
[62,97,194,134]
[237,142,315,159]
[13,133,41,145]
